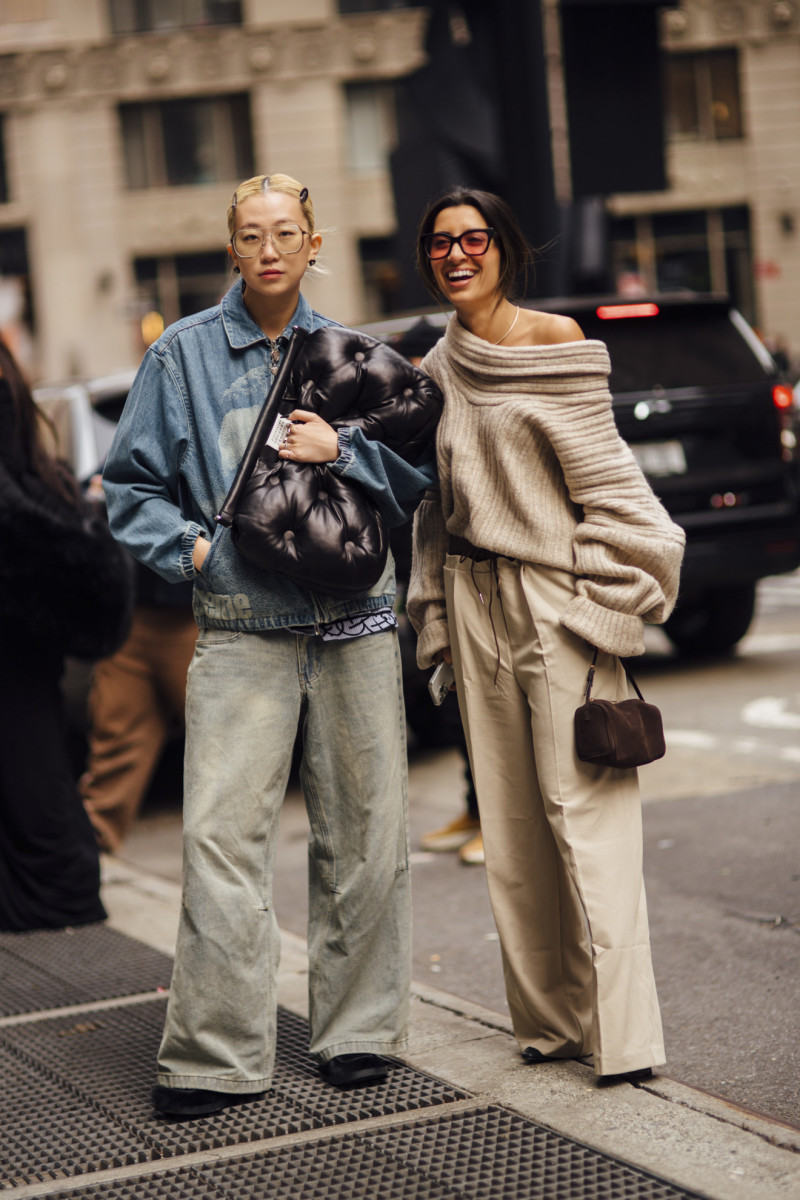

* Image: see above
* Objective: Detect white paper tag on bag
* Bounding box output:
[266,415,291,451]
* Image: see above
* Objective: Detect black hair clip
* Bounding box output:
[299,187,309,203]
[261,175,271,193]
[231,190,238,212]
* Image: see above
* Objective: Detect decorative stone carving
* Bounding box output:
[769,0,796,27]
[86,50,122,92]
[248,43,275,73]
[43,61,69,90]
[663,8,691,36]
[0,12,429,106]
[146,54,171,82]
[295,29,327,72]
[713,1,746,33]
[351,34,378,64]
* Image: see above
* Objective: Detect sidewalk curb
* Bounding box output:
[101,857,800,1200]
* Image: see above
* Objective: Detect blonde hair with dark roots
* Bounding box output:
[227,173,316,240]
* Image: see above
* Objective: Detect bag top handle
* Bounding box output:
[584,647,645,706]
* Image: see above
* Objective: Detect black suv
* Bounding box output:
[560,294,800,654]
[363,293,800,657]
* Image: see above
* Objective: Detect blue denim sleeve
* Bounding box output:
[103,349,206,583]
[329,427,438,528]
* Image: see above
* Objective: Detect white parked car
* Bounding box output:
[34,367,138,483]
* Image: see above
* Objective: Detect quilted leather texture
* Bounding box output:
[231,326,442,596]
[284,325,442,459]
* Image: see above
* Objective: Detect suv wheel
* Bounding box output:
[663,583,756,656]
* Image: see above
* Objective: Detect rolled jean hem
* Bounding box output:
[155,1074,271,1094]
[316,1038,409,1063]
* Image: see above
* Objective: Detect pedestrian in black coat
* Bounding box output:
[0,339,132,931]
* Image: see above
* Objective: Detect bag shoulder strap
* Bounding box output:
[215,325,310,528]
[584,647,646,705]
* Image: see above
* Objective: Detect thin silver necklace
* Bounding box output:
[493,305,520,346]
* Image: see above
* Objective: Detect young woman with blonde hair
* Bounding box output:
[104,173,439,1117]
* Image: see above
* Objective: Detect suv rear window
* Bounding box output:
[575,307,773,392]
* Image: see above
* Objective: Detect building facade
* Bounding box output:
[1,0,799,380]
[0,0,424,379]
[607,0,800,355]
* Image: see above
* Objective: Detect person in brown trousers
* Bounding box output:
[81,554,197,853]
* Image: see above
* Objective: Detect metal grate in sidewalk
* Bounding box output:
[0,924,172,1016]
[38,1108,706,1200]
[2,924,709,1200]
[0,1000,467,1186]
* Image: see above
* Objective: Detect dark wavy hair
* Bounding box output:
[415,187,535,303]
[0,338,79,505]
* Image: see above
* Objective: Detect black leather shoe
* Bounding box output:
[522,1046,563,1064]
[152,1085,263,1118]
[597,1067,654,1087]
[319,1053,390,1089]
[522,1046,592,1064]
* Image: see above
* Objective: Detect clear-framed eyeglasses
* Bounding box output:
[421,228,496,260]
[231,223,309,257]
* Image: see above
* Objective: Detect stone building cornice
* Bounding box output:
[0,10,429,109]
[662,0,800,48]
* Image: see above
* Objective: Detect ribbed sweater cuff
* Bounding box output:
[561,595,645,658]
[415,618,451,670]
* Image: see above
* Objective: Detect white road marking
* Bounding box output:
[665,728,800,764]
[738,632,800,655]
[741,696,800,730]
[665,730,718,749]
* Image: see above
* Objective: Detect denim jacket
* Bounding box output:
[103,280,437,631]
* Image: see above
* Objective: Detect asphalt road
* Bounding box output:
[122,570,800,1129]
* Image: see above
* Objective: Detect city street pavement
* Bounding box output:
[48,848,796,1200]
[120,736,800,1128]
[40,746,794,1199]
[9,595,797,1198]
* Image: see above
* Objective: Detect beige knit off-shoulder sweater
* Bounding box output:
[407,316,686,667]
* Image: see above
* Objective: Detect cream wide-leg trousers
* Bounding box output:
[444,554,665,1076]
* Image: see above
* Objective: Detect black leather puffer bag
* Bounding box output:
[217,325,442,596]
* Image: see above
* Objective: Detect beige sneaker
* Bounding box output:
[458,831,485,865]
[419,813,481,852]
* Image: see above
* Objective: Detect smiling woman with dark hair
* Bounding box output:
[408,187,686,1087]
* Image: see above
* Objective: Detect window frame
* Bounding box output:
[665,48,743,142]
[119,93,254,190]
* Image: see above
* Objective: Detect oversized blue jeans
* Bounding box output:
[156,626,411,1094]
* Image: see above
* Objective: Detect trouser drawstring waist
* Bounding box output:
[449,536,504,688]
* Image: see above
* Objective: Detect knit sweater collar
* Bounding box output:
[433,314,611,401]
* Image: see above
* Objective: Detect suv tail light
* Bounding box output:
[596,303,660,319]
[772,384,799,462]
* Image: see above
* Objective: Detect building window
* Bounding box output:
[0,116,9,205]
[358,237,404,317]
[134,251,229,331]
[665,50,743,140]
[344,82,397,174]
[120,94,253,189]
[610,206,754,322]
[0,227,34,350]
[108,0,241,34]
